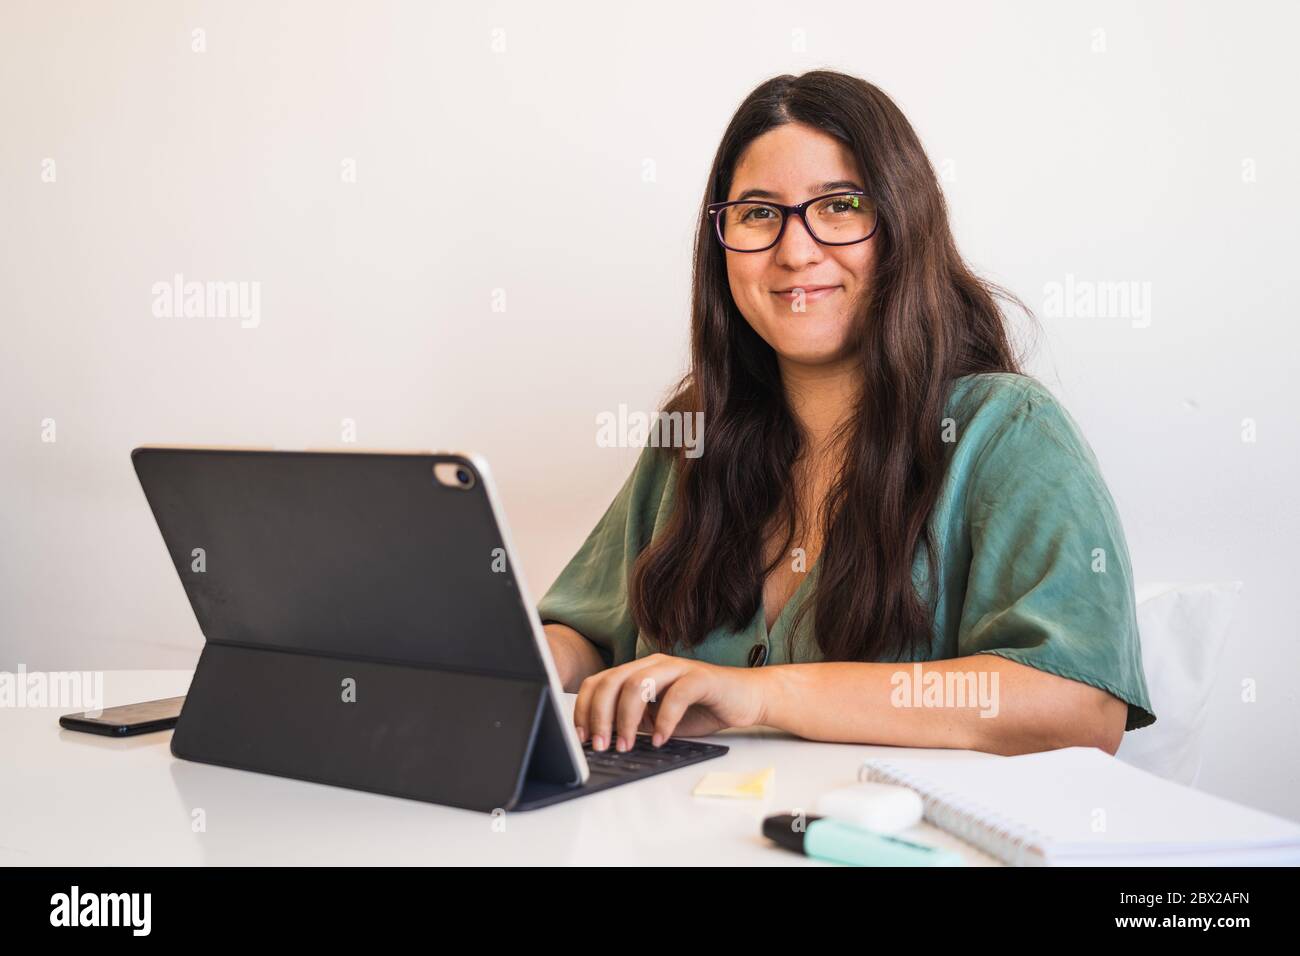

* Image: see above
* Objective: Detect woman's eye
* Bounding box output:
[740,206,775,222]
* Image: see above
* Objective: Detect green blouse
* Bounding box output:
[537,372,1156,732]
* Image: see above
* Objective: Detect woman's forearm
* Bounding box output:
[543,623,607,693]
[755,656,1128,756]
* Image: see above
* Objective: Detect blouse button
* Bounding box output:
[747,643,769,668]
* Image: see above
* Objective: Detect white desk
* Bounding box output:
[1,670,1002,866]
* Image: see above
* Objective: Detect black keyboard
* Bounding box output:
[582,735,728,778]
[512,734,728,810]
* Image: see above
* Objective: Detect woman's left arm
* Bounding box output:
[758,656,1128,755]
[573,653,1128,757]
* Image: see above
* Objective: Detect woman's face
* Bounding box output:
[722,122,876,368]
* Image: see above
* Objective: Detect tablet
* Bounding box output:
[132,447,588,809]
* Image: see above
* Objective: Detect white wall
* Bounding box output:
[2,0,1296,818]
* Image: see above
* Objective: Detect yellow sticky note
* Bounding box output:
[692,767,775,799]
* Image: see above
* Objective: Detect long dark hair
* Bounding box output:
[629,70,1028,663]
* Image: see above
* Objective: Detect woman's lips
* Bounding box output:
[771,285,841,303]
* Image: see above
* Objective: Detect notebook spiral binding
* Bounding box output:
[861,760,1051,867]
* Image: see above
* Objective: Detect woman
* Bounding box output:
[539,70,1155,758]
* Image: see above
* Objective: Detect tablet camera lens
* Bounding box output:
[432,462,474,489]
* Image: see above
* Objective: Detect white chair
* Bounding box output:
[1115,581,1243,785]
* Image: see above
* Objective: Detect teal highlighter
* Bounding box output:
[763,813,963,867]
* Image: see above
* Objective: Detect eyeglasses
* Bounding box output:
[706,190,879,253]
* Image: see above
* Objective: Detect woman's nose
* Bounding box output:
[772,213,823,268]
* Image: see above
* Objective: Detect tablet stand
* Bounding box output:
[172,642,560,813]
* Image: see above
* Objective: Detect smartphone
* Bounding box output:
[59,696,185,737]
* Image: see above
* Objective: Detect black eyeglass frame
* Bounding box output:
[705,190,880,253]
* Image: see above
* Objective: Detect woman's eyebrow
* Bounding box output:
[733,180,864,201]
[814,179,864,193]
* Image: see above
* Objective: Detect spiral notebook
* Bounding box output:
[861,747,1300,867]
